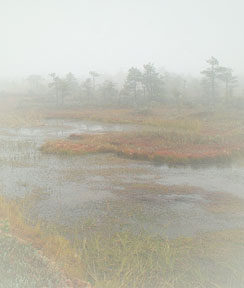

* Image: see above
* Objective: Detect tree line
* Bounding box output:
[24,57,241,109]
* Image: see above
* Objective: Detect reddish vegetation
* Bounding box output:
[41,131,244,165]
[42,108,244,164]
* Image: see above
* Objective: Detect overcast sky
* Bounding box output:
[0,0,243,78]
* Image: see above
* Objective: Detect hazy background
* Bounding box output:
[0,0,243,78]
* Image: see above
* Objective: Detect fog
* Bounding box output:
[1,0,244,78]
[1,1,244,288]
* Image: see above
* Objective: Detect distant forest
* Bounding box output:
[1,57,244,109]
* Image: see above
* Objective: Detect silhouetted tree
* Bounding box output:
[217,67,238,103]
[89,71,100,96]
[59,78,68,106]
[124,67,142,107]
[100,80,118,103]
[142,63,164,103]
[201,57,220,107]
[49,73,76,106]
[65,72,78,99]
[27,74,43,95]
[82,78,93,101]
[49,73,60,105]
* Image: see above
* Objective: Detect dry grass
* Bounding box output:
[203,192,244,214]
[41,129,244,165]
[1,192,244,287]
[2,104,244,287]
[0,195,90,287]
[41,107,244,165]
[0,109,43,128]
[44,107,205,130]
[0,194,182,287]
[0,221,66,287]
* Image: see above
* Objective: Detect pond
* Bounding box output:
[0,119,244,238]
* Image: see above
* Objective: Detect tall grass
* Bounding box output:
[1,189,244,288]
[0,194,197,288]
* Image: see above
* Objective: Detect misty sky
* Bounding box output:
[0,0,243,78]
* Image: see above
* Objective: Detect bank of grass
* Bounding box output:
[44,107,206,130]
[0,109,43,128]
[41,128,244,165]
[41,107,244,165]
[43,106,244,129]
[0,195,90,287]
[0,195,179,287]
[0,220,65,288]
[1,194,244,287]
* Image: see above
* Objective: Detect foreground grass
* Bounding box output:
[0,196,90,288]
[1,194,244,288]
[0,220,65,288]
[0,195,182,288]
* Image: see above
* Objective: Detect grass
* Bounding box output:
[1,192,244,288]
[0,220,65,288]
[2,104,244,287]
[0,195,91,287]
[41,107,244,165]
[43,106,244,129]
[0,110,43,128]
[0,194,180,288]
[41,128,244,165]
[44,107,206,131]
